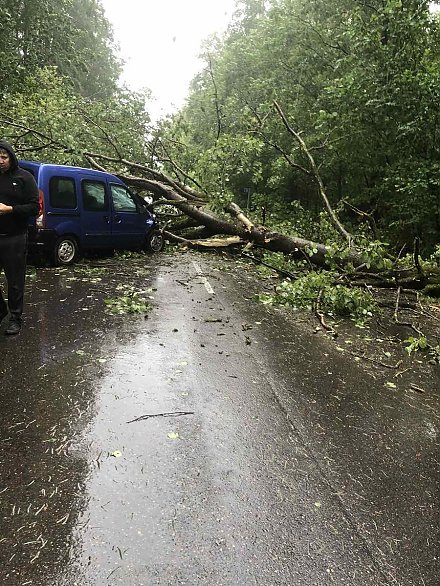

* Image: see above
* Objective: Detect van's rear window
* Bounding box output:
[49,177,77,209]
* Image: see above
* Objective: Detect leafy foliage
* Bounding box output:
[104,286,154,315]
[405,335,429,355]
[260,271,377,322]
[404,335,440,363]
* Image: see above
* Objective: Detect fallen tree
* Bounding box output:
[2,116,439,360]
[2,117,439,293]
[86,152,343,265]
[84,151,439,293]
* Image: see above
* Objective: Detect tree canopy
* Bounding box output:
[1,0,439,254]
[159,0,440,252]
[0,0,121,98]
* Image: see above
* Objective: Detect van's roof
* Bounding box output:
[19,160,122,180]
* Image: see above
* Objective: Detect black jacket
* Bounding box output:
[0,140,39,236]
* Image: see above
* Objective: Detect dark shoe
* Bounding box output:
[5,319,21,336]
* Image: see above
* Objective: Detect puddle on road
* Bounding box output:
[0,256,169,585]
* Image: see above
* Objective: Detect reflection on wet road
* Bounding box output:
[0,252,438,585]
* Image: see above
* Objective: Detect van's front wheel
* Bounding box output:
[53,236,79,266]
[145,230,164,253]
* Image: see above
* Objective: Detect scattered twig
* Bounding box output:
[315,289,337,337]
[56,513,70,525]
[241,252,297,279]
[410,384,426,394]
[348,351,403,369]
[107,566,122,580]
[393,285,425,336]
[341,199,377,237]
[393,286,401,323]
[127,411,194,424]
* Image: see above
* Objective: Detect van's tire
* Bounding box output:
[145,230,164,253]
[53,236,79,266]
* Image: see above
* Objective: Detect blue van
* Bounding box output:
[19,160,164,265]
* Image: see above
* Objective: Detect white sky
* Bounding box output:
[101,0,237,120]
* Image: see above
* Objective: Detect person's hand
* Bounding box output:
[0,203,12,215]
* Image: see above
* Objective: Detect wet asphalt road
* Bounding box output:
[0,251,438,586]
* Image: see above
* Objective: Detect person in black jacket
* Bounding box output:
[0,140,39,335]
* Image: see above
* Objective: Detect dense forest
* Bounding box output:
[1,1,439,264]
[161,0,440,255]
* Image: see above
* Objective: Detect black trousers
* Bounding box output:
[0,233,28,321]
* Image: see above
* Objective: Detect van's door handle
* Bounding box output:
[103,216,110,224]
[113,215,122,224]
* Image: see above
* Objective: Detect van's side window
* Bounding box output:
[111,184,137,212]
[50,177,77,209]
[82,181,107,211]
